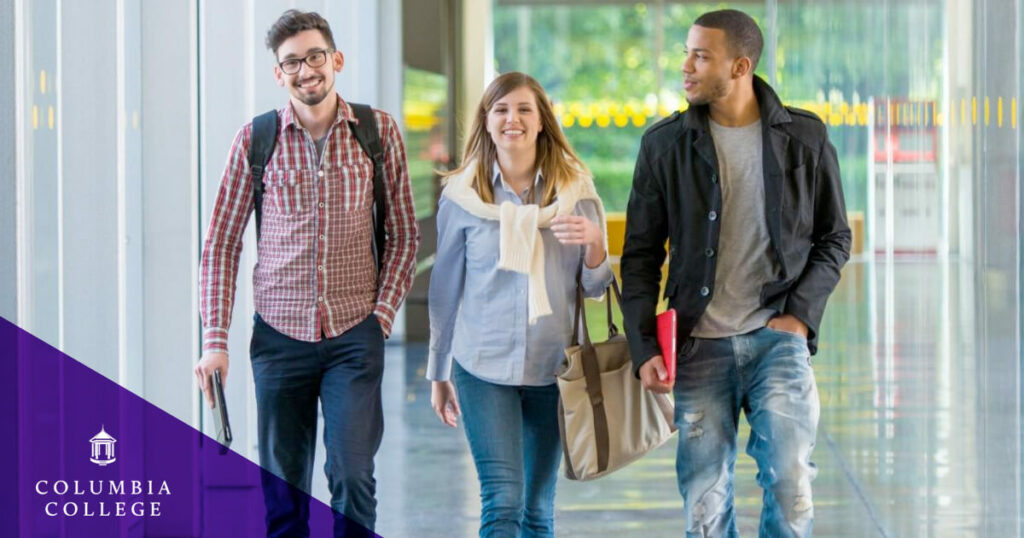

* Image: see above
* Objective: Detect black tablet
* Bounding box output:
[211,370,232,453]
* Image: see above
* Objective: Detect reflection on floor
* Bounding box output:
[313,259,1023,537]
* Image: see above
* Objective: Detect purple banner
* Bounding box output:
[0,315,379,537]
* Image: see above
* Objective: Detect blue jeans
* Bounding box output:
[453,362,562,538]
[250,312,384,538]
[673,327,819,538]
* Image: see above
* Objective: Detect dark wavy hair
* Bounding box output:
[265,10,336,56]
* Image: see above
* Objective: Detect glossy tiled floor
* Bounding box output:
[312,259,1023,537]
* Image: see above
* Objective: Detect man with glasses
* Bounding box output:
[194,9,419,537]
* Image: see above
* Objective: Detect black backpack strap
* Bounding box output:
[347,103,387,272]
[249,110,279,240]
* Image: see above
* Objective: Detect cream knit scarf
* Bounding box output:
[442,160,607,323]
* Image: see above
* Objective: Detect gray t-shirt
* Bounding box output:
[691,119,780,338]
[314,135,329,167]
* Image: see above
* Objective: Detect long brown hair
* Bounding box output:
[442,72,590,206]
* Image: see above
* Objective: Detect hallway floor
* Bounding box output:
[314,259,1022,537]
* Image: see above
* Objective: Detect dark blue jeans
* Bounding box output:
[674,327,819,538]
[453,362,562,538]
[250,312,384,538]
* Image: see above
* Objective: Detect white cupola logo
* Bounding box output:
[89,426,117,466]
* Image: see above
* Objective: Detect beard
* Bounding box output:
[292,76,333,106]
[685,77,729,106]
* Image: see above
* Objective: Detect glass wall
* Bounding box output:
[10,0,405,457]
[494,3,768,211]
[493,2,948,230]
[493,1,1021,535]
[404,66,452,219]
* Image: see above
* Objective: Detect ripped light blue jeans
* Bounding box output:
[673,327,819,538]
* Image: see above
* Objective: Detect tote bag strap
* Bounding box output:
[574,277,611,474]
[572,269,623,343]
[605,278,623,337]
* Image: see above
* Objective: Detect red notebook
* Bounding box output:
[657,308,677,380]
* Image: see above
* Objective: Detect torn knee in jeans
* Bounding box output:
[777,486,814,523]
[786,469,816,516]
[687,474,730,534]
[792,494,813,514]
[683,411,704,438]
[692,500,706,519]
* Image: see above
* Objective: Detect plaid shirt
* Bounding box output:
[200,96,419,353]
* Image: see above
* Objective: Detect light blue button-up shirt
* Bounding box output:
[427,169,614,386]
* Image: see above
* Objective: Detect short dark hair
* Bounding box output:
[265,10,336,56]
[694,9,764,71]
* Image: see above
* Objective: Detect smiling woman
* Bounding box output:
[426,71,613,537]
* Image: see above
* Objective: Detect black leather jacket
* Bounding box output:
[621,76,851,374]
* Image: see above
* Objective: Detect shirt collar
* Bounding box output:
[281,93,352,131]
[491,160,544,192]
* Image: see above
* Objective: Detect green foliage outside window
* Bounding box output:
[493,2,944,214]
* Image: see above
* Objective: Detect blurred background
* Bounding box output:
[1,0,1022,536]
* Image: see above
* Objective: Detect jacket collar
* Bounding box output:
[681,76,793,278]
[682,75,791,131]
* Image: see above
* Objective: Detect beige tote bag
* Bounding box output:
[556,279,677,481]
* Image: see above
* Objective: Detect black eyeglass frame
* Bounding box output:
[277,48,333,75]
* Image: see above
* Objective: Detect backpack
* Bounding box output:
[248,103,387,271]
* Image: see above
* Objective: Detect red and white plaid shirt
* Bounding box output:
[200,96,419,353]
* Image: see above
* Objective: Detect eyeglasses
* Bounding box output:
[277,49,332,75]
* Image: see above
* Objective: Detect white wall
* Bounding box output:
[0,0,15,323]
[12,1,402,461]
[141,0,200,426]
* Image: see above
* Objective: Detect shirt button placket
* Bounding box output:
[315,164,326,318]
[703,207,717,300]
[316,170,326,319]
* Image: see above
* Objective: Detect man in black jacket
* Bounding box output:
[621,9,850,537]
